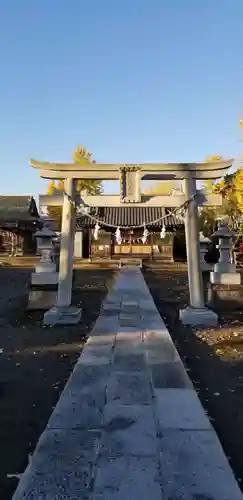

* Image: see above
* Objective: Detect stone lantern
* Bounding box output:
[28,226,58,310]
[210,224,241,285]
[33,227,57,281]
[199,231,212,271]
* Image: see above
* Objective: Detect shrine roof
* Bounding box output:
[0,196,39,223]
[77,206,184,229]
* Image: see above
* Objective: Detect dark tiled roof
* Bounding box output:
[77,206,183,228]
[0,196,39,222]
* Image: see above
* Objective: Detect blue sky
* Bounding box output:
[0,0,242,198]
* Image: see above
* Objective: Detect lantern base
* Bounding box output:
[43,306,82,326]
[210,272,241,285]
[179,306,218,327]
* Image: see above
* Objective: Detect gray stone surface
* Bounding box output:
[31,271,58,285]
[101,403,157,456]
[92,456,162,500]
[12,468,92,500]
[47,365,110,430]
[155,389,212,430]
[113,352,146,372]
[12,267,243,500]
[47,390,104,430]
[150,361,193,389]
[79,344,113,365]
[145,334,180,363]
[106,371,152,405]
[159,429,243,500]
[43,305,82,325]
[31,429,101,473]
[179,305,218,326]
[115,331,143,353]
[211,271,241,285]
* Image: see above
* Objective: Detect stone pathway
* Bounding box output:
[12,268,243,499]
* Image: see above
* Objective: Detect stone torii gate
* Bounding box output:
[31,157,233,326]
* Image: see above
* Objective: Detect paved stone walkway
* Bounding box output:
[13,268,243,499]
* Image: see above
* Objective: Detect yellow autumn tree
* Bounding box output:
[233,169,243,213]
[143,181,182,196]
[199,155,234,234]
[46,180,63,228]
[46,146,103,228]
[205,155,223,163]
[200,155,242,230]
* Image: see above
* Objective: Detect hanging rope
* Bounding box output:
[74,193,196,230]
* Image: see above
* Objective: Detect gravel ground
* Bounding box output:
[144,267,243,493]
[0,267,115,500]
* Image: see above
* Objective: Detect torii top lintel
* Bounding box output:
[29,158,234,180]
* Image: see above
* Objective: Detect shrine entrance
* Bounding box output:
[113,231,152,257]
[32,155,233,326]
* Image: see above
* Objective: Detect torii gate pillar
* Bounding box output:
[179,175,217,326]
[44,177,82,325]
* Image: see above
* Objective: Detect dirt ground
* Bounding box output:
[0,267,115,500]
[144,267,243,493]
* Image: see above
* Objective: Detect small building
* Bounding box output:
[75,206,185,261]
[0,196,40,255]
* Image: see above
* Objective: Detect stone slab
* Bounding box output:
[159,429,243,500]
[29,429,101,474]
[35,262,56,273]
[31,271,58,285]
[92,456,162,500]
[86,333,117,348]
[121,300,138,308]
[101,308,121,317]
[113,352,146,372]
[154,389,212,430]
[106,371,152,405]
[65,364,111,393]
[47,390,104,430]
[150,361,193,389]
[144,334,180,363]
[43,306,82,325]
[101,403,157,456]
[47,365,110,430]
[211,271,241,285]
[115,331,143,353]
[78,345,113,365]
[93,315,120,334]
[179,306,218,326]
[119,314,140,327]
[12,468,92,500]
